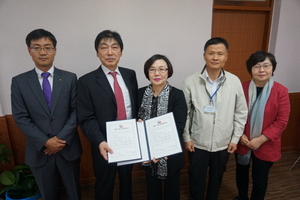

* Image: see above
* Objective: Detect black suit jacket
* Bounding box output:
[77,66,138,148]
[11,67,82,167]
[137,86,187,176]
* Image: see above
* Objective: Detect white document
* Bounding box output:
[117,112,182,166]
[117,121,150,166]
[106,119,141,163]
[145,112,182,159]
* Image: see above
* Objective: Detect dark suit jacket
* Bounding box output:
[77,66,138,148]
[137,86,187,176]
[11,67,82,167]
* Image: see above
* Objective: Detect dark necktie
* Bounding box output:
[41,72,52,110]
[109,72,126,120]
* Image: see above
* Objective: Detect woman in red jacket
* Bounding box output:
[233,51,290,200]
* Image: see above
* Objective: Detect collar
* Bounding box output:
[101,65,121,75]
[200,65,226,76]
[35,66,54,77]
[205,69,224,78]
[204,68,225,83]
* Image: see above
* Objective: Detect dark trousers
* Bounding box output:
[31,153,81,200]
[91,145,133,200]
[235,152,273,200]
[188,148,229,200]
[94,163,133,200]
[144,169,181,200]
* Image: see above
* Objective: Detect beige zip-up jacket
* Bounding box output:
[182,68,248,152]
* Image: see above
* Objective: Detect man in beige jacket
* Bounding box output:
[182,37,248,200]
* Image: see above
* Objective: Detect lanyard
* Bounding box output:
[209,84,221,104]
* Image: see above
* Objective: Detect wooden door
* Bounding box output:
[212,0,274,82]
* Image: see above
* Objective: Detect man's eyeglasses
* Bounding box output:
[30,47,55,53]
[148,68,168,74]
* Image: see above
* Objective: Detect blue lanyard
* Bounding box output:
[209,84,221,104]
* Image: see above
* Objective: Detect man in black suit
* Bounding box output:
[11,29,82,200]
[77,30,138,200]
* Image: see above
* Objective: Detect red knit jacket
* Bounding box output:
[236,80,290,162]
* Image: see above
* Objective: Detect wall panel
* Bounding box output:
[0,116,15,172]
[1,92,300,185]
[281,92,300,151]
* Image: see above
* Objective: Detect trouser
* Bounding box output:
[235,152,273,200]
[31,153,81,200]
[93,162,133,200]
[144,168,181,200]
[92,145,133,200]
[188,148,229,200]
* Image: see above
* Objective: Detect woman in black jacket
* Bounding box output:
[137,54,187,200]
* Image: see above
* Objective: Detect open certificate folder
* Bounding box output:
[107,112,182,165]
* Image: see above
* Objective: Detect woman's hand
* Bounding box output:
[248,134,269,150]
[152,157,168,163]
[152,158,160,163]
[239,134,250,146]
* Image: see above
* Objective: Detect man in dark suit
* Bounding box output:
[77,30,138,200]
[11,29,82,200]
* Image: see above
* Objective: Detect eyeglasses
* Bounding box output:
[148,68,168,74]
[253,63,272,71]
[30,47,55,53]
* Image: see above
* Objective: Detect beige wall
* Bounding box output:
[0,0,212,115]
[270,0,300,93]
[0,0,300,115]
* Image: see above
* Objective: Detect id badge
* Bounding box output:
[204,105,215,114]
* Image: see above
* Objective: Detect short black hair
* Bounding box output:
[94,30,123,52]
[144,54,173,80]
[246,50,277,76]
[25,29,57,48]
[204,37,228,52]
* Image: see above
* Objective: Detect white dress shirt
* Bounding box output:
[205,70,224,106]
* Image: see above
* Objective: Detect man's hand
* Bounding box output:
[99,141,113,161]
[227,142,237,153]
[184,141,195,152]
[44,136,66,155]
